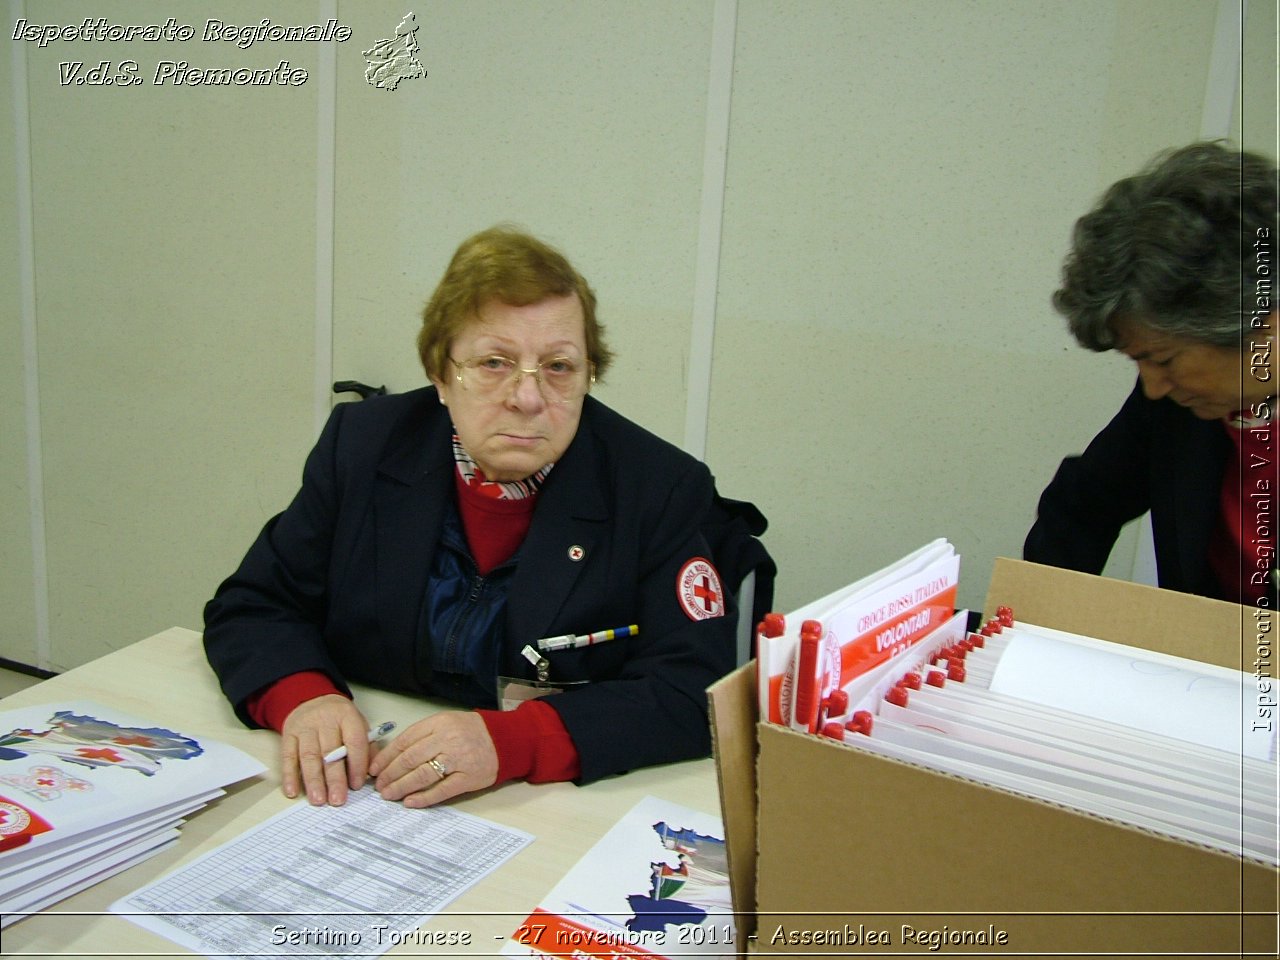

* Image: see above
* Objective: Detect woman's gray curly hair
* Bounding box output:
[1053,141,1277,351]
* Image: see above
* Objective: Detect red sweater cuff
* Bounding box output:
[246,670,347,732]
[478,699,581,785]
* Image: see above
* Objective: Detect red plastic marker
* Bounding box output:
[820,689,849,727]
[793,629,822,733]
[846,710,873,736]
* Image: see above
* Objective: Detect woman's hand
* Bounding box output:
[369,711,498,808]
[280,694,371,806]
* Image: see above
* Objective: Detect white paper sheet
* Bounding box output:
[112,786,533,960]
[0,700,265,923]
[0,700,264,863]
[1,835,181,929]
[990,625,1273,759]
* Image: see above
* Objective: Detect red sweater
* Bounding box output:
[245,470,581,783]
[1209,412,1276,605]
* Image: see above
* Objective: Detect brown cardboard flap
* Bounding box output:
[707,664,758,926]
[753,723,1276,955]
[985,558,1249,669]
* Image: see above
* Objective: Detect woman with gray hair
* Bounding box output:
[1025,141,1277,606]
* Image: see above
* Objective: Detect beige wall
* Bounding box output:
[3,0,1275,670]
[1238,0,1278,157]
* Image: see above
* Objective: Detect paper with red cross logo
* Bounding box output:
[0,796,53,852]
[677,558,726,621]
[0,765,93,802]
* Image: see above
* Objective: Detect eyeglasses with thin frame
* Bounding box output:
[449,354,596,404]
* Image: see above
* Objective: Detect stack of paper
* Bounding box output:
[114,785,532,960]
[0,700,265,925]
[826,616,1278,865]
[757,539,959,731]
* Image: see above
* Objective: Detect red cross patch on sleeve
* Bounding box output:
[676,557,726,621]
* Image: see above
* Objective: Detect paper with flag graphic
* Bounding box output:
[0,709,204,776]
[0,700,264,926]
[503,796,735,959]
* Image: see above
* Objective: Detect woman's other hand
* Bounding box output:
[369,711,498,807]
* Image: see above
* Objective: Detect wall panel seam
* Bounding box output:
[683,0,737,460]
[314,0,338,435]
[10,0,50,668]
[1128,0,1245,590]
[1200,0,1244,140]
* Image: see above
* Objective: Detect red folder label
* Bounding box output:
[836,584,959,686]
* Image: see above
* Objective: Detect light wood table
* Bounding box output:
[1,628,723,957]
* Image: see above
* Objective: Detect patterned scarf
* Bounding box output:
[451,433,552,500]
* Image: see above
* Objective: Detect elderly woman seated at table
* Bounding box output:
[204,226,772,808]
[1025,141,1277,607]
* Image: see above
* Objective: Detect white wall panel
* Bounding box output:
[1239,0,1278,157]
[329,2,716,445]
[15,1,321,668]
[2,0,1264,670]
[709,0,1217,611]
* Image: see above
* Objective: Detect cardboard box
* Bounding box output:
[709,559,1278,956]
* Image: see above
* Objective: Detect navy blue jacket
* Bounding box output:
[1024,379,1231,599]
[203,388,773,782]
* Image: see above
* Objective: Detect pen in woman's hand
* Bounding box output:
[323,720,396,763]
